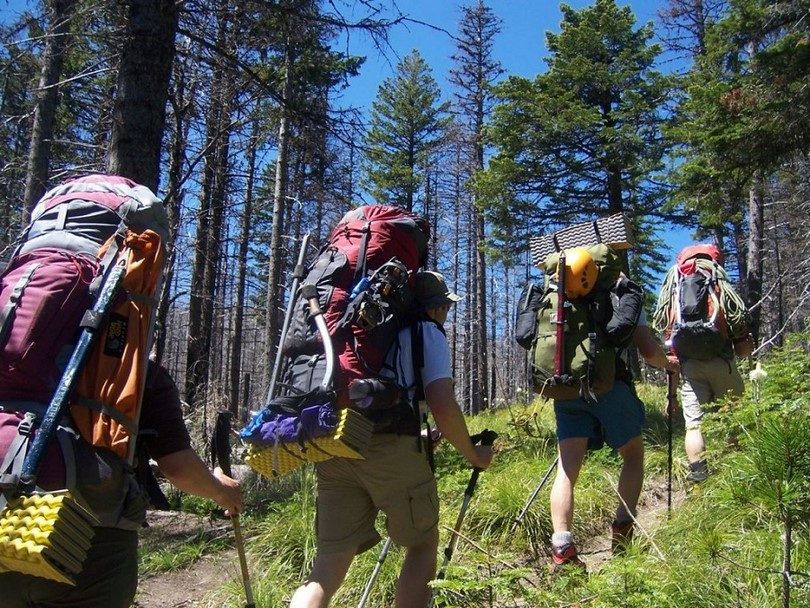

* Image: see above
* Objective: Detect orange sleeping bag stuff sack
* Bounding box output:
[70,229,164,463]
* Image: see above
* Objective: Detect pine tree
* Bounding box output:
[669,0,810,342]
[481,0,672,281]
[363,49,450,211]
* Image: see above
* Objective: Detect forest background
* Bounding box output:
[0,0,807,424]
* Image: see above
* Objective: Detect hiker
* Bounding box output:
[550,319,676,568]
[653,244,753,482]
[517,242,675,568]
[288,270,494,608]
[0,362,243,608]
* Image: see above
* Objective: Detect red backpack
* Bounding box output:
[278,205,430,410]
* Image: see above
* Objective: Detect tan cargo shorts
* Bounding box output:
[681,357,744,429]
[314,433,439,555]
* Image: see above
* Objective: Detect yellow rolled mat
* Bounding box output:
[245,408,374,480]
[0,491,98,586]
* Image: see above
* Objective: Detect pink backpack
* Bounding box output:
[0,175,168,528]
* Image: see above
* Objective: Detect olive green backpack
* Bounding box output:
[530,243,624,401]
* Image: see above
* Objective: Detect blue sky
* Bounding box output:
[334,0,671,109]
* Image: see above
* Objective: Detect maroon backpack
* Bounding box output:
[280,205,430,410]
[0,175,168,402]
[0,174,168,529]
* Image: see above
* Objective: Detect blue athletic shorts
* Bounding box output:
[554,381,645,450]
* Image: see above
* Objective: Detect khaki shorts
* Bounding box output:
[315,434,438,555]
[681,357,744,429]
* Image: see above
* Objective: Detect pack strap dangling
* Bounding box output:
[352,221,372,285]
[0,412,37,500]
[584,308,598,404]
[410,321,434,467]
[0,262,40,347]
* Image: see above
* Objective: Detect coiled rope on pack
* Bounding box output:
[652,258,748,337]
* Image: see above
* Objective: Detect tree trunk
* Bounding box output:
[23,0,74,220]
[474,208,488,411]
[746,173,765,344]
[107,0,178,192]
[186,0,230,406]
[265,35,294,388]
[153,58,191,364]
[466,209,476,415]
[230,122,258,418]
[451,154,462,379]
[489,268,496,405]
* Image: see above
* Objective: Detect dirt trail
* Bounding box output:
[133,511,239,608]
[580,478,686,572]
[133,479,686,607]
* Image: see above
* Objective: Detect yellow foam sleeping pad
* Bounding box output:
[0,491,99,585]
[245,408,375,480]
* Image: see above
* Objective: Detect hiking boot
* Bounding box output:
[551,543,586,571]
[686,460,709,482]
[611,520,634,555]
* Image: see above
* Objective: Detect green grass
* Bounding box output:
[183,338,810,607]
[139,526,230,575]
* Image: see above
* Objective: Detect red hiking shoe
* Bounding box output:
[551,543,586,571]
[611,520,634,554]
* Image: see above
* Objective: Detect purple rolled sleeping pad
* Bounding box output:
[240,402,340,446]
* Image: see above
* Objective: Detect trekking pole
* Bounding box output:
[428,429,498,608]
[266,232,310,406]
[357,537,393,608]
[214,411,256,608]
[511,456,558,533]
[666,371,676,517]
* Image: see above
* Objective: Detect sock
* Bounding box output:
[552,531,574,548]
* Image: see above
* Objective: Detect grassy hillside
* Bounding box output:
[145,335,810,607]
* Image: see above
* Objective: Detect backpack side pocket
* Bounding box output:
[515,282,544,350]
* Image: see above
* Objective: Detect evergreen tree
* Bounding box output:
[363,49,450,211]
[480,0,672,281]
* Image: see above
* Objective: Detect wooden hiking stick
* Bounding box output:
[213,411,256,608]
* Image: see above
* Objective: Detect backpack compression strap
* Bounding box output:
[410,317,447,473]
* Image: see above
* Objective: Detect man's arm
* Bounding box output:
[424,378,493,470]
[633,325,678,373]
[155,448,243,516]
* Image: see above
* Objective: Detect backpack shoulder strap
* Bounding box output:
[410,318,440,470]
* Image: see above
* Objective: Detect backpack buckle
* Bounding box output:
[16,412,37,437]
